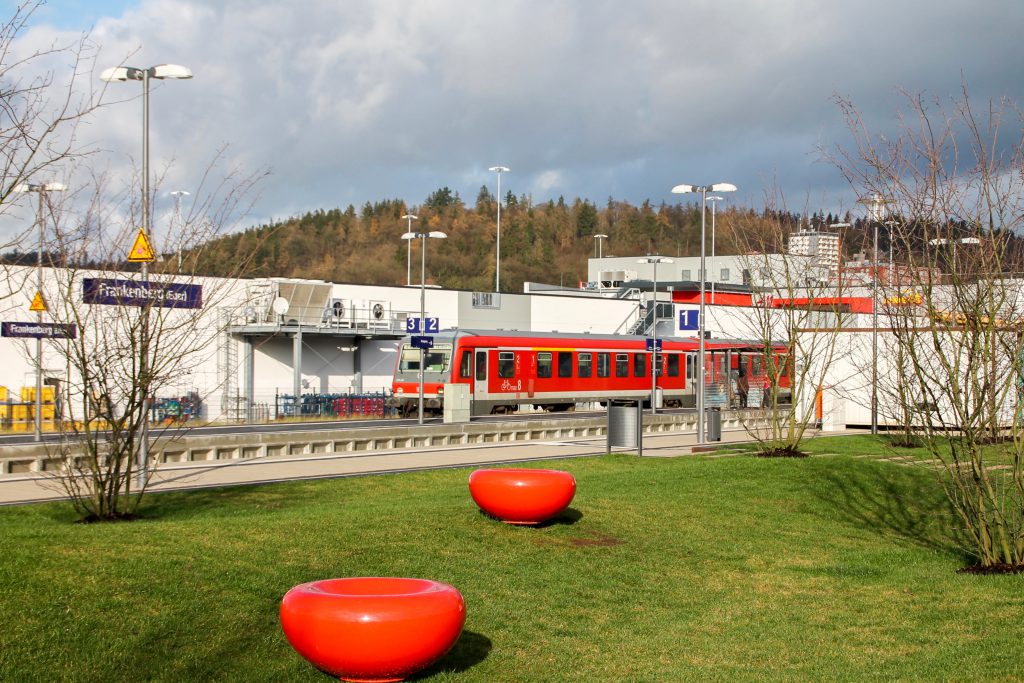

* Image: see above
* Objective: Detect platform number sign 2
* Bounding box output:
[406,317,439,334]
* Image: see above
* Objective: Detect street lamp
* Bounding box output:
[101,63,193,488]
[638,256,673,414]
[170,190,190,273]
[488,166,509,292]
[401,213,418,286]
[594,233,608,258]
[14,181,66,442]
[671,182,737,443]
[401,229,447,425]
[857,192,892,436]
[707,196,724,303]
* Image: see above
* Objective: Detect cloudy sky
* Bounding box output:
[4,0,1022,242]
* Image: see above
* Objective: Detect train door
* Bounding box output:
[474,349,488,399]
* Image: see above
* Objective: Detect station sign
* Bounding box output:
[2,321,77,339]
[83,278,203,309]
[679,309,699,330]
[411,335,435,350]
[645,338,663,352]
[406,317,439,334]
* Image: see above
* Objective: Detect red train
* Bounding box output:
[388,329,790,416]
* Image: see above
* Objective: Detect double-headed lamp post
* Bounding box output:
[401,214,418,286]
[170,190,190,272]
[488,166,509,292]
[401,229,446,425]
[15,181,66,442]
[101,63,193,488]
[638,257,673,414]
[594,233,608,258]
[671,182,737,443]
[707,196,724,303]
[857,193,891,436]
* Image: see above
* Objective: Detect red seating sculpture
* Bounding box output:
[468,468,577,525]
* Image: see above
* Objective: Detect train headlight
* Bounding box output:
[437,386,444,396]
[395,387,404,395]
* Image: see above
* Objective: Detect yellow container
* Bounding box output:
[11,405,31,421]
[40,405,56,421]
[20,386,55,403]
[0,386,7,401]
[9,420,31,432]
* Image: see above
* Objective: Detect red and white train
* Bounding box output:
[389,329,790,416]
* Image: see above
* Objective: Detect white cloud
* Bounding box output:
[1,0,1021,247]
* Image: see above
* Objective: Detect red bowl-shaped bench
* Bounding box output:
[468,468,577,525]
[280,577,465,682]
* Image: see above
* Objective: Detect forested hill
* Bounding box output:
[191,187,856,291]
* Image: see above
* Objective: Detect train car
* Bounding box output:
[388,329,789,417]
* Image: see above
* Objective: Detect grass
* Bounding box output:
[1,435,1022,682]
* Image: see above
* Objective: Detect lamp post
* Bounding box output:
[707,195,724,303]
[401,229,447,425]
[488,166,509,292]
[672,182,737,443]
[638,257,673,414]
[170,190,190,272]
[15,181,66,442]
[401,213,418,286]
[857,193,892,436]
[594,233,608,258]
[101,63,193,488]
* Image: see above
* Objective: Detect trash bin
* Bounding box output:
[707,407,721,442]
[607,399,643,455]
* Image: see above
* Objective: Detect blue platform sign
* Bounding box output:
[83,278,203,309]
[2,321,77,339]
[645,337,663,352]
[405,317,439,333]
[411,335,434,349]
[679,309,699,330]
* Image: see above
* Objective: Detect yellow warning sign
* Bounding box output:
[29,291,47,313]
[127,228,155,263]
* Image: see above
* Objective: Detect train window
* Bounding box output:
[558,351,573,378]
[578,353,592,378]
[687,354,695,379]
[399,344,451,373]
[634,353,647,378]
[597,352,611,378]
[498,352,515,378]
[459,350,472,379]
[615,353,629,377]
[537,352,552,378]
[475,351,487,381]
[752,355,763,375]
[667,354,680,377]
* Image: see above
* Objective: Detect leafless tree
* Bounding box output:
[828,87,1024,570]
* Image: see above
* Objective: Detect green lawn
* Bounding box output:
[1,436,1022,682]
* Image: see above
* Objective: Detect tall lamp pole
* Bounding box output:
[707,196,724,303]
[638,257,673,414]
[594,233,608,258]
[672,182,737,443]
[15,181,66,442]
[488,166,509,292]
[401,229,446,425]
[401,213,418,286]
[170,190,190,272]
[102,63,193,488]
[858,193,890,436]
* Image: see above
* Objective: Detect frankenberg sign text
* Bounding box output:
[83,278,203,309]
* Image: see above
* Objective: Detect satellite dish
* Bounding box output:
[333,300,345,317]
[243,306,256,322]
[272,297,289,315]
[372,303,384,319]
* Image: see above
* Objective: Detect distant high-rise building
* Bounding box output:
[788,227,840,274]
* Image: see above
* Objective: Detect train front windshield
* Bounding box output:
[398,344,453,375]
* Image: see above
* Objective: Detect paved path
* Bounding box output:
[0,427,826,506]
